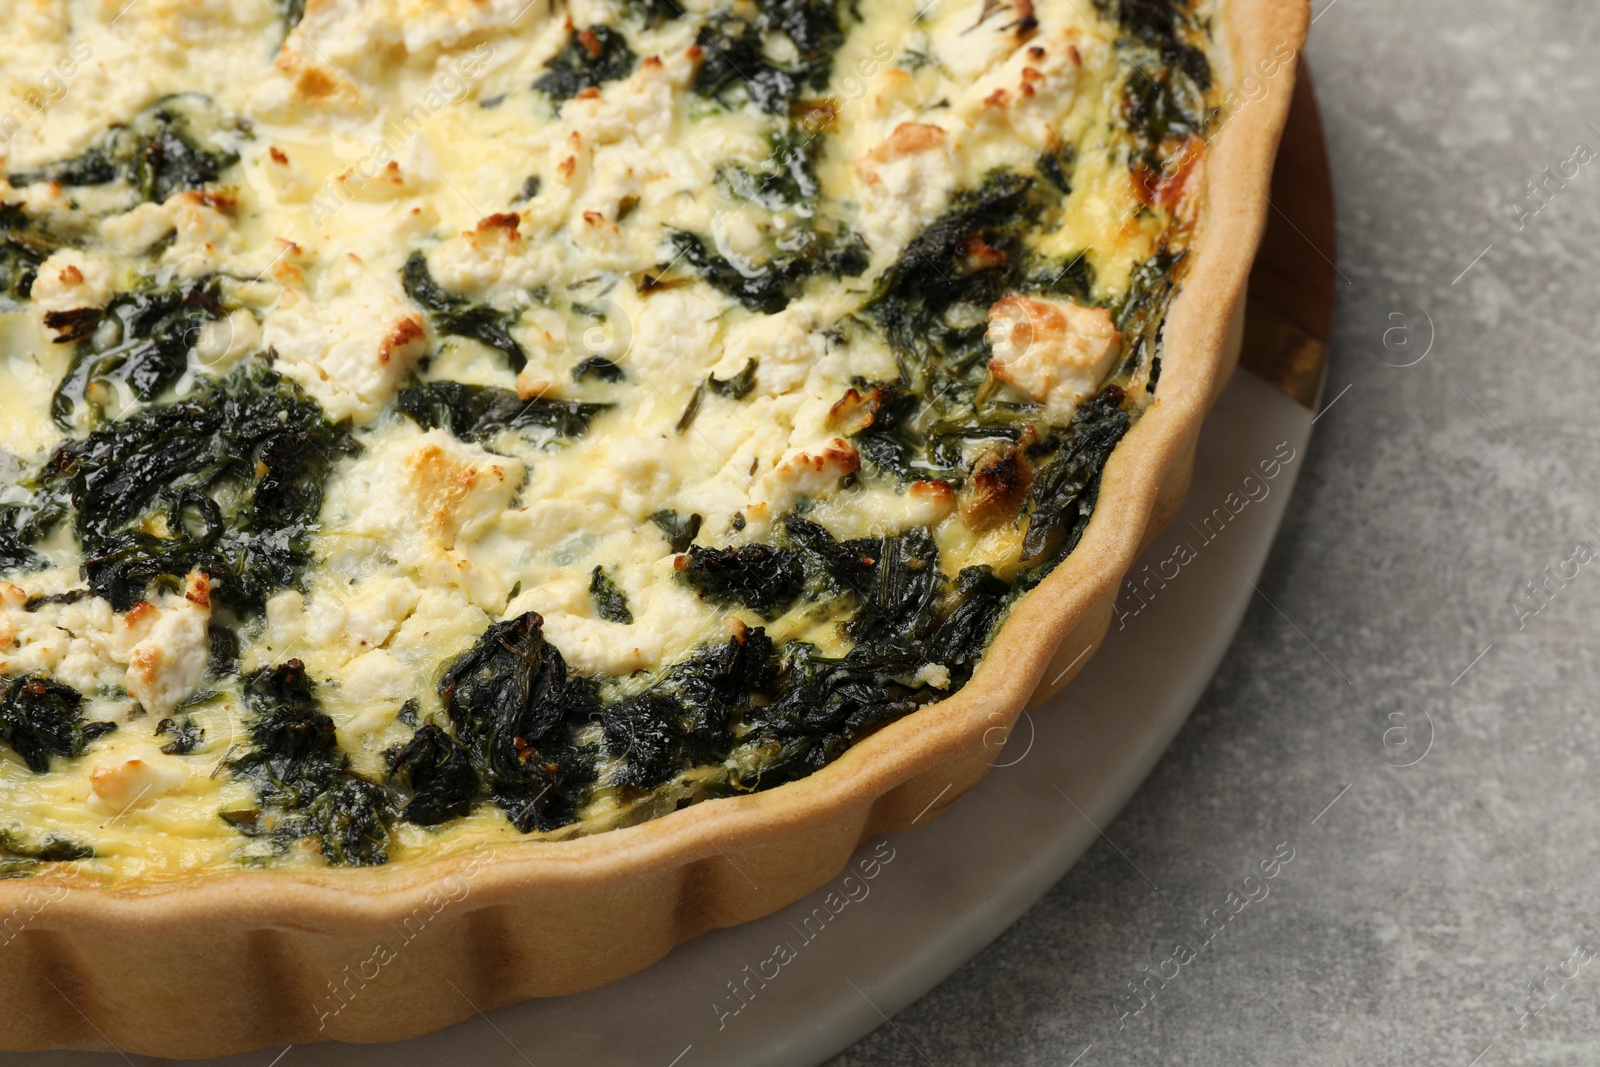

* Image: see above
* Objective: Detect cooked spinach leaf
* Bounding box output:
[0,828,95,877]
[0,507,54,574]
[717,132,820,214]
[397,380,608,442]
[1097,0,1212,177]
[624,0,686,25]
[866,169,1038,382]
[781,515,1006,668]
[603,626,778,790]
[711,522,1010,791]
[679,543,805,619]
[1099,0,1212,92]
[1028,251,1097,305]
[602,692,685,790]
[1019,385,1131,564]
[0,202,61,307]
[534,26,638,101]
[229,661,394,866]
[438,613,602,832]
[674,382,704,434]
[694,0,847,113]
[666,228,866,314]
[274,0,306,30]
[154,714,205,755]
[589,566,634,624]
[208,623,240,677]
[848,170,1119,504]
[52,278,230,429]
[0,829,95,862]
[650,509,702,553]
[415,477,1113,820]
[386,723,478,826]
[0,676,115,773]
[9,95,243,204]
[708,359,758,400]
[1115,247,1184,381]
[401,251,527,371]
[572,355,624,382]
[1038,142,1077,194]
[667,121,865,313]
[37,367,354,612]
[854,172,1060,487]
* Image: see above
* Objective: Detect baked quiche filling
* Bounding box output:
[0,0,1216,877]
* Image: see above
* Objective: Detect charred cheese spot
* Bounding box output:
[961,444,1034,531]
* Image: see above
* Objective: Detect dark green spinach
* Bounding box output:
[52,278,230,429]
[694,0,847,113]
[10,95,243,204]
[438,612,602,832]
[397,379,608,443]
[0,676,116,773]
[37,367,354,612]
[401,251,528,371]
[534,26,638,101]
[666,228,866,315]
[228,661,394,867]
[589,566,634,624]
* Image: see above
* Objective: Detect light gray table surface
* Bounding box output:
[830,1,1600,1064]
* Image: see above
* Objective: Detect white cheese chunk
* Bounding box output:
[333,428,525,609]
[986,294,1121,414]
[714,303,828,398]
[87,745,189,816]
[955,31,1085,147]
[262,259,429,422]
[97,191,237,278]
[0,571,212,716]
[852,122,960,255]
[29,248,115,316]
[119,572,215,717]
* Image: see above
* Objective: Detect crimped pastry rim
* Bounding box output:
[0,0,1310,1050]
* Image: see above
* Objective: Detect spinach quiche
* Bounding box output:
[0,0,1279,890]
[0,0,1311,1054]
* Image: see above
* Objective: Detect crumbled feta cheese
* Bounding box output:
[29,248,115,316]
[262,263,430,422]
[87,746,189,815]
[986,294,1121,414]
[853,122,960,254]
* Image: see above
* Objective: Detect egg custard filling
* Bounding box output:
[0,0,1219,877]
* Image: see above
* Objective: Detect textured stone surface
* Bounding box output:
[828,2,1600,1063]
